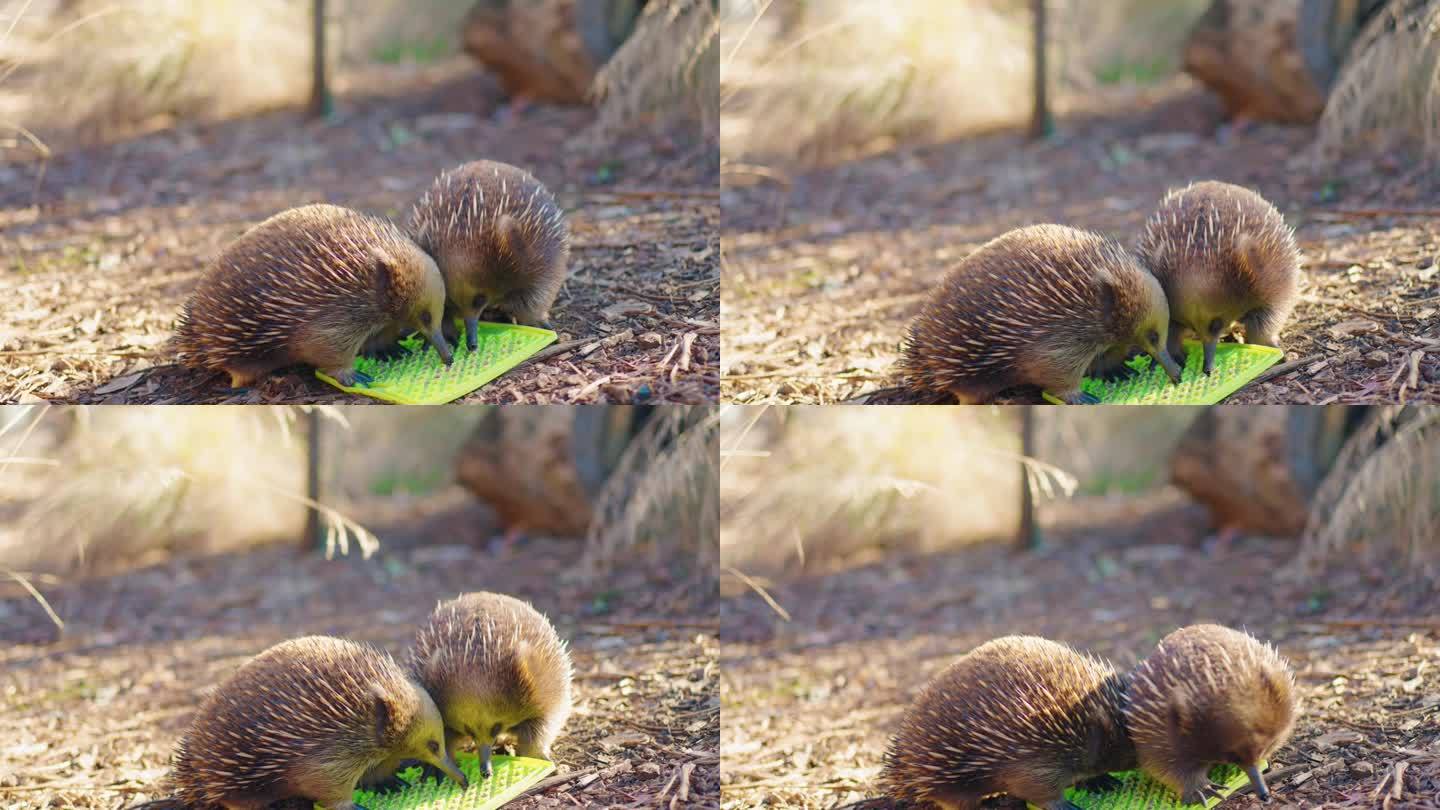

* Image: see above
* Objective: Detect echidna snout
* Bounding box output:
[408,249,453,366]
[1134,271,1184,384]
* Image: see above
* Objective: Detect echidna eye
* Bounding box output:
[419,311,432,327]
[1208,318,1223,334]
[1148,331,1159,345]
[472,294,486,309]
[427,740,440,754]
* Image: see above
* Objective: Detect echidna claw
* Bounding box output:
[1077,773,1123,792]
[1182,781,1226,804]
[1094,365,1138,383]
[368,774,412,794]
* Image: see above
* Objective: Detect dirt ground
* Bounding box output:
[719,496,1440,809]
[721,82,1440,405]
[0,513,720,809]
[0,62,719,404]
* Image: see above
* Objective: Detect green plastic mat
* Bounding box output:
[1044,341,1282,405]
[345,753,555,810]
[318,322,556,405]
[1031,763,1255,810]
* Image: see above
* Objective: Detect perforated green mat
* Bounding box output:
[1043,341,1282,405]
[317,322,556,404]
[1029,764,1256,810]
[341,753,555,810]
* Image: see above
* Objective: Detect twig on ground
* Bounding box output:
[1250,354,1325,386]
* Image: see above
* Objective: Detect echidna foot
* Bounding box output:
[1076,773,1123,792]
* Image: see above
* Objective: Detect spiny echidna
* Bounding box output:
[407,161,570,349]
[1136,181,1301,375]
[129,635,466,810]
[175,204,453,389]
[404,592,573,779]
[898,225,1182,404]
[881,635,1136,810]
[1126,624,1298,804]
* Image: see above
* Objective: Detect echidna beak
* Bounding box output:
[435,750,467,789]
[1153,348,1183,385]
[426,330,454,366]
[1202,339,1218,376]
[478,743,494,779]
[464,316,480,351]
[1245,764,1269,801]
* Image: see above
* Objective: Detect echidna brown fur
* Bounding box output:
[128,636,461,810]
[1136,181,1301,374]
[407,161,570,348]
[174,204,451,388]
[404,592,573,778]
[881,635,1136,810]
[898,224,1180,404]
[1126,624,1298,805]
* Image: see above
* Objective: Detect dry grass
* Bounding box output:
[0,405,309,575]
[584,405,720,576]
[592,0,719,140]
[8,0,313,139]
[1301,404,1440,576]
[720,406,1024,578]
[721,0,1032,165]
[719,0,1210,165]
[1314,0,1440,162]
[0,0,477,143]
[720,406,1207,582]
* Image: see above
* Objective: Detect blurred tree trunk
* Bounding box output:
[1183,0,1388,123]
[1169,406,1364,537]
[1017,406,1039,549]
[453,406,652,539]
[308,0,332,118]
[1029,0,1051,140]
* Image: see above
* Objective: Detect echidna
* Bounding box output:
[175,204,453,388]
[407,161,570,349]
[1127,624,1298,804]
[898,225,1182,404]
[881,635,1136,810]
[403,592,573,779]
[130,635,466,810]
[1136,181,1301,375]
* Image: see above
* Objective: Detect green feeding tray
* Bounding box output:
[318,322,556,405]
[1044,341,1282,405]
[344,753,555,810]
[1031,763,1257,810]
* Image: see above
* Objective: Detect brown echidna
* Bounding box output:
[404,592,573,779]
[1126,624,1298,804]
[175,204,453,388]
[407,161,570,349]
[898,225,1182,404]
[1136,181,1301,375]
[131,635,465,810]
[881,635,1136,810]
